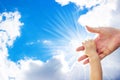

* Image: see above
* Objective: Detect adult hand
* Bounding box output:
[77,26,120,64]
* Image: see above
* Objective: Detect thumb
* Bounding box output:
[86,25,101,33]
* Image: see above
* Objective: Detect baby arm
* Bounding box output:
[83,40,102,80]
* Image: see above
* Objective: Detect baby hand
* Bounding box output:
[83,39,97,57]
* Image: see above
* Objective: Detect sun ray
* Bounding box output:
[42,6,89,70]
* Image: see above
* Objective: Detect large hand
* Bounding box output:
[77,26,120,64]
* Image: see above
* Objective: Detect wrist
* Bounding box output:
[88,54,100,62]
[87,51,98,58]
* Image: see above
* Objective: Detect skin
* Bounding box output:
[77,26,120,64]
[83,40,102,80]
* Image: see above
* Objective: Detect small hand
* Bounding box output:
[82,40,97,57]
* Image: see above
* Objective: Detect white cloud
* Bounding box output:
[26,40,52,46]
[78,0,120,28]
[26,41,34,45]
[0,11,84,80]
[16,55,87,80]
[55,0,105,8]
[42,40,52,45]
[55,0,120,28]
[101,48,120,80]
[0,11,23,46]
[0,11,23,80]
[21,57,68,80]
[55,0,70,6]
[0,11,88,80]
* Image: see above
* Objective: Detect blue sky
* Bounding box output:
[0,0,120,80]
[0,0,88,62]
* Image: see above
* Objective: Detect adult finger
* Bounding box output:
[99,53,106,60]
[99,46,112,59]
[78,55,88,61]
[86,25,101,33]
[83,59,89,64]
[76,46,84,51]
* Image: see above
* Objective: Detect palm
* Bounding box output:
[95,27,119,58]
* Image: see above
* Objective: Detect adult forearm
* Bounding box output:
[89,55,102,80]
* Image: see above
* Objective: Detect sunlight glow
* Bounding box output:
[43,7,88,70]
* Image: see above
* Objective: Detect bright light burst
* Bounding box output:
[43,6,91,69]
